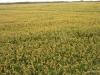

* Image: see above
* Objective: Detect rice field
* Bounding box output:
[0,2,100,75]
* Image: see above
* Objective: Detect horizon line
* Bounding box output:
[0,1,99,3]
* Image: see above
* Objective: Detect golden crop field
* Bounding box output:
[0,2,100,75]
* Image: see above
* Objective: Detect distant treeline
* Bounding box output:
[0,1,100,5]
[0,2,67,5]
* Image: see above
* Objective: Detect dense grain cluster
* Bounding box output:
[0,2,100,75]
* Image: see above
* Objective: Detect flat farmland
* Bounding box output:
[0,2,100,75]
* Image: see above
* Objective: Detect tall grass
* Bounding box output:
[0,2,100,75]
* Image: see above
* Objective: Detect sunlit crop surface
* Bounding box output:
[0,2,100,75]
